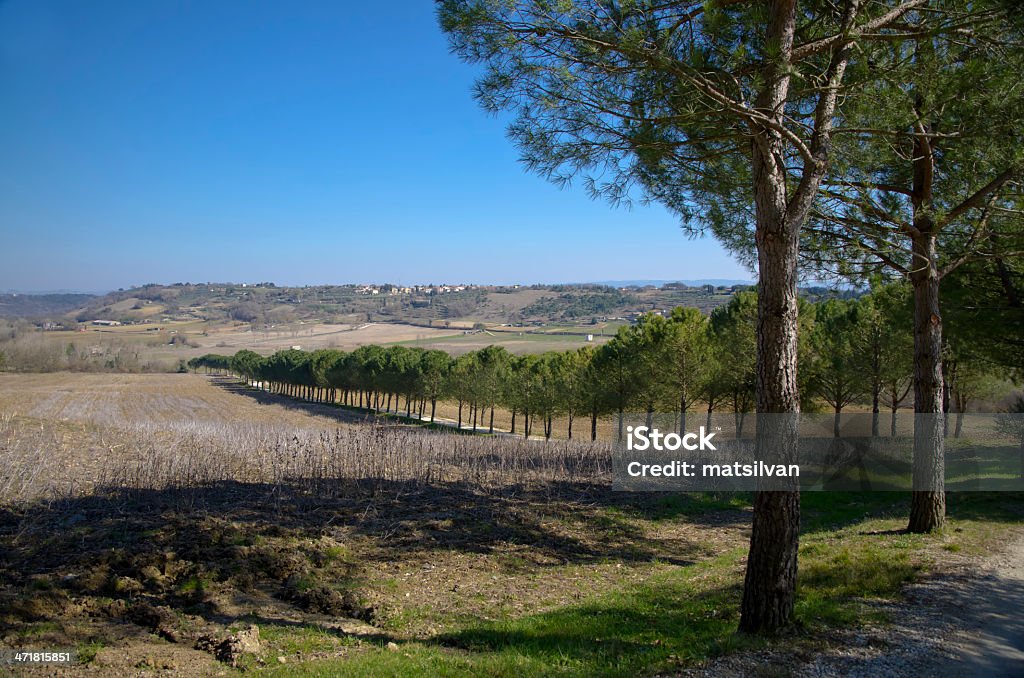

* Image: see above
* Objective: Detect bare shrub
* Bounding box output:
[0,335,64,372]
[0,333,170,374]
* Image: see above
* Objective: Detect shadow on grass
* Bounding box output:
[407,529,931,676]
[800,491,1024,537]
[421,566,749,676]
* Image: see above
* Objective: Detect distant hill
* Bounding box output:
[0,293,97,318]
[0,281,745,325]
[588,279,755,288]
[0,279,861,334]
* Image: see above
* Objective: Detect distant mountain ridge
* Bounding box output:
[588,279,754,288]
[0,293,98,318]
[1,280,746,324]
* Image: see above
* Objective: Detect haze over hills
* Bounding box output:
[3,279,755,297]
[589,279,755,288]
[0,293,98,318]
[0,281,748,324]
[0,278,856,325]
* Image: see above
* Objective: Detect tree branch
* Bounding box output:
[937,167,1019,228]
[939,192,999,279]
[791,0,930,61]
[822,179,913,197]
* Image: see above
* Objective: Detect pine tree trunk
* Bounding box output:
[908,231,946,533]
[679,394,687,436]
[739,226,802,632]
[943,380,951,437]
[871,385,880,437]
[739,0,803,629]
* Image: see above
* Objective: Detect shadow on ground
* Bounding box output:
[214,378,385,427]
[0,475,751,668]
[5,432,1017,672]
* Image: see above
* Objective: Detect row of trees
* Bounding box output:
[191,284,1012,442]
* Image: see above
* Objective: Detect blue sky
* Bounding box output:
[0,0,749,293]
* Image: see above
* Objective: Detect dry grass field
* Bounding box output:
[396,329,611,356]
[31,321,593,366]
[1,373,1021,676]
[0,373,357,430]
[194,322,460,355]
[462,288,557,322]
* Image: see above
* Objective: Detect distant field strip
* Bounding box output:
[0,373,351,429]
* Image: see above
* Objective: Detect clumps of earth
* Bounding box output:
[0,512,379,667]
[282,574,376,621]
[195,624,262,666]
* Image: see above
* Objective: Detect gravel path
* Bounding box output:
[928,536,1024,676]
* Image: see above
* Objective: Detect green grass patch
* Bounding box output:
[255,492,1024,676]
[261,551,755,677]
[797,528,921,627]
[258,622,361,656]
[176,574,214,600]
[631,492,752,521]
[76,640,105,664]
[16,621,62,638]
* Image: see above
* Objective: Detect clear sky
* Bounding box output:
[0,0,749,293]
